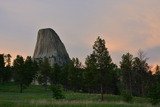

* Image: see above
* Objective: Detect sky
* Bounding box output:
[0,0,160,66]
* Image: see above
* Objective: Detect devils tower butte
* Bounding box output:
[33,28,70,66]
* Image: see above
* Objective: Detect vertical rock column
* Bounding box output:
[33,28,70,66]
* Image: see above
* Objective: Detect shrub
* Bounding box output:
[121,90,133,103]
[148,83,160,105]
[50,84,65,99]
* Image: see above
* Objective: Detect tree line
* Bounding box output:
[0,36,160,103]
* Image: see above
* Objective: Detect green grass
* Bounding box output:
[0,83,159,107]
[0,101,156,107]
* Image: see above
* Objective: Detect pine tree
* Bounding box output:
[0,54,5,83]
[13,55,37,93]
[92,36,113,101]
[24,56,38,86]
[68,58,83,91]
[132,50,149,96]
[49,63,61,85]
[85,54,99,93]
[38,58,51,90]
[4,54,12,82]
[120,53,133,94]
[13,55,25,93]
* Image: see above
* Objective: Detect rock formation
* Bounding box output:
[33,28,70,66]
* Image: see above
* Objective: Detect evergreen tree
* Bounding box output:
[85,54,100,93]
[0,54,5,67]
[49,63,62,85]
[132,50,149,96]
[0,54,13,83]
[13,55,25,93]
[61,64,69,89]
[49,64,66,99]
[120,53,133,95]
[4,54,12,82]
[106,63,120,95]
[24,56,38,85]
[13,55,37,93]
[92,36,113,101]
[68,58,83,91]
[38,58,51,90]
[148,65,160,105]
[32,60,39,84]
[0,54,5,83]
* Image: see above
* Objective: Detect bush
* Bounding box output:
[50,84,65,99]
[148,83,160,105]
[121,90,133,103]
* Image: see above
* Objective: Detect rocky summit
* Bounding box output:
[33,28,70,66]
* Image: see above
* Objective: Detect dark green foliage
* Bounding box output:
[24,56,38,84]
[106,65,121,95]
[149,83,160,105]
[85,36,117,101]
[120,53,133,94]
[68,58,84,91]
[13,55,37,93]
[120,51,151,97]
[132,50,150,96]
[0,54,5,68]
[0,54,13,83]
[149,69,160,105]
[4,54,13,82]
[60,64,69,88]
[38,58,51,89]
[84,54,100,93]
[49,63,66,99]
[0,54,5,83]
[13,55,25,93]
[93,36,111,101]
[50,84,65,99]
[2,67,12,83]
[121,90,133,103]
[49,64,62,85]
[83,37,120,96]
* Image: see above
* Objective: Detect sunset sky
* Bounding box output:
[0,0,160,65]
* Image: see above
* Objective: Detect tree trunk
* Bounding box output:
[101,83,104,101]
[100,69,104,101]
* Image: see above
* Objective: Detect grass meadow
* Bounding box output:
[0,83,159,107]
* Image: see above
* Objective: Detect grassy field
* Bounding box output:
[0,83,159,107]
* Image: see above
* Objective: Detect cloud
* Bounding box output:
[146,46,160,65]
[0,0,160,65]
